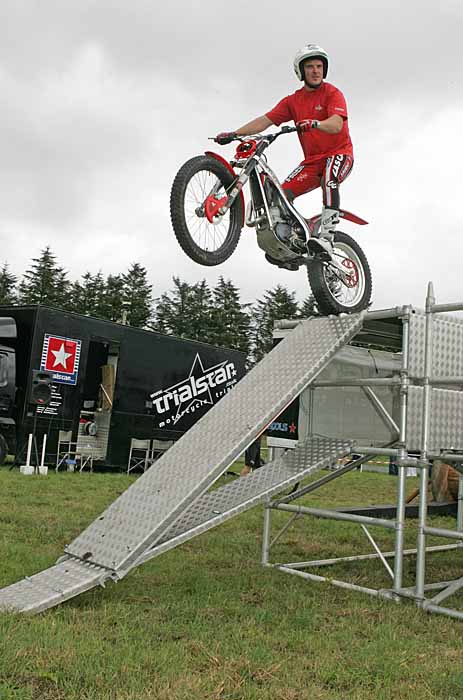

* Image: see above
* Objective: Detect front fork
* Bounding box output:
[198,163,251,224]
[218,163,253,215]
[195,179,225,217]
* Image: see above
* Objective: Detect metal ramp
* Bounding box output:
[0,560,109,615]
[136,436,354,565]
[0,314,363,613]
[0,437,353,613]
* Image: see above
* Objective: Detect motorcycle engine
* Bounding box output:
[275,222,291,242]
[256,204,305,262]
[270,206,291,242]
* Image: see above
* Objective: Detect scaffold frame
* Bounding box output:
[264,283,463,621]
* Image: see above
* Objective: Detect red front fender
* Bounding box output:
[205,151,245,226]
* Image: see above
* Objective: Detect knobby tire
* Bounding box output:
[170,155,243,266]
[307,231,372,315]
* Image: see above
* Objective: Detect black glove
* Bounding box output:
[215,132,237,145]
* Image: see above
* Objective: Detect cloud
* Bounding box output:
[0,1,462,313]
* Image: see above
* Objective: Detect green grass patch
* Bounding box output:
[0,467,462,699]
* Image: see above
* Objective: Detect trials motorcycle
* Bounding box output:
[170,125,372,316]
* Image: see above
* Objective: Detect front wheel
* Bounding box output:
[307,231,372,315]
[170,155,244,266]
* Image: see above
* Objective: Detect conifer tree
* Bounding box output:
[101,274,125,322]
[122,263,153,328]
[18,247,70,308]
[299,294,319,318]
[70,272,107,317]
[0,263,18,305]
[187,279,214,341]
[251,285,299,362]
[210,276,252,356]
[154,277,212,341]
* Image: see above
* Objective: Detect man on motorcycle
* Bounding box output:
[216,44,353,260]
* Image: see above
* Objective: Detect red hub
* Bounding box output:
[204,195,228,223]
[341,257,359,287]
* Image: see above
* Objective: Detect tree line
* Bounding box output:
[0,247,316,363]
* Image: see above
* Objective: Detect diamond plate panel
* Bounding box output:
[67,314,364,572]
[136,436,353,565]
[406,386,463,452]
[408,312,463,378]
[0,559,108,614]
[0,438,352,614]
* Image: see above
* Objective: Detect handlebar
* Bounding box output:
[210,125,298,145]
[264,125,298,143]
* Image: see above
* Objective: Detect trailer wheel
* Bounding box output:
[0,433,8,466]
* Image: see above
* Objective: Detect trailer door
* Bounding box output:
[78,339,119,461]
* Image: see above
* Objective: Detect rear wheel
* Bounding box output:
[307,231,372,315]
[170,155,243,266]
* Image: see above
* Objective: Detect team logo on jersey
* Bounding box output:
[150,353,238,428]
[40,334,81,385]
[315,104,323,111]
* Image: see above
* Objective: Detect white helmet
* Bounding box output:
[293,44,329,81]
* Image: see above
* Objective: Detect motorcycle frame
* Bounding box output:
[228,148,348,275]
[215,143,313,249]
[243,156,312,240]
[207,131,366,278]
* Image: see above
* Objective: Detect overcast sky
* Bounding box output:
[1,1,462,311]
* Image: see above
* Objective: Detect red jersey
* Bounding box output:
[265,82,353,164]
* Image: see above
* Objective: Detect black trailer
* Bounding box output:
[0,305,246,469]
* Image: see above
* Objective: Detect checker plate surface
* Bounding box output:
[67,314,363,572]
[136,436,354,564]
[407,386,463,452]
[0,559,108,614]
[408,312,463,379]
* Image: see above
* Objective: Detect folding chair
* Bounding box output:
[56,430,95,472]
[127,438,152,474]
[75,445,95,473]
[56,430,79,472]
[150,439,174,462]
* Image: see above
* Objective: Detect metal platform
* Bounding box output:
[136,436,354,565]
[65,314,363,574]
[0,559,108,614]
[0,313,363,614]
[0,437,353,613]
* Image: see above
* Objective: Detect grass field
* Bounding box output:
[1,465,463,700]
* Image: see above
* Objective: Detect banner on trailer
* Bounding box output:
[40,334,82,385]
[266,396,299,448]
[266,334,299,448]
[149,352,240,430]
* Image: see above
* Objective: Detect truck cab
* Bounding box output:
[0,317,17,464]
